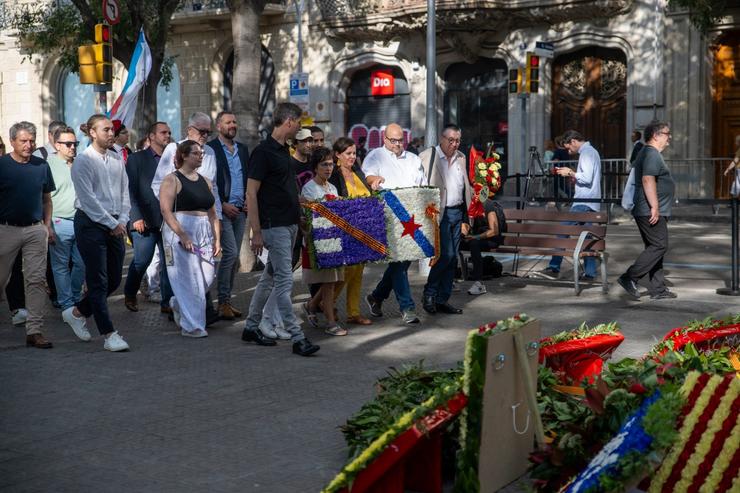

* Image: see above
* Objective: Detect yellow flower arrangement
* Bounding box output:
[698,384,740,492]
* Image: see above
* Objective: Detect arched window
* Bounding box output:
[157,61,182,140]
[346,65,411,150]
[224,46,276,141]
[444,59,509,162]
[61,71,96,148]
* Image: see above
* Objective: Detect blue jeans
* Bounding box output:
[548,204,598,277]
[123,229,172,307]
[423,206,463,303]
[245,225,305,342]
[217,211,246,304]
[48,218,85,310]
[372,261,414,312]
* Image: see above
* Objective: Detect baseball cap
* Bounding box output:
[295,128,313,141]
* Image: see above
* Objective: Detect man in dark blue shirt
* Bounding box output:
[0,121,56,348]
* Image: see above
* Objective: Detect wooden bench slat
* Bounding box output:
[501,236,605,251]
[493,247,604,257]
[506,223,607,236]
[504,208,608,224]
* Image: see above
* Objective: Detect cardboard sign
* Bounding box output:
[371,71,394,96]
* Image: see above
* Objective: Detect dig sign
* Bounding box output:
[370,70,394,96]
[102,0,121,25]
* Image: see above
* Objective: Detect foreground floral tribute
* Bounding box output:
[323,314,740,493]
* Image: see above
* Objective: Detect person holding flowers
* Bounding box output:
[419,124,471,315]
[329,137,373,326]
[301,147,346,336]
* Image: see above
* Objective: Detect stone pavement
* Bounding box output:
[0,219,737,492]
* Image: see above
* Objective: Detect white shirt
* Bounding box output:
[361,146,426,189]
[573,141,602,212]
[71,145,130,229]
[151,141,222,219]
[301,179,338,201]
[437,146,465,207]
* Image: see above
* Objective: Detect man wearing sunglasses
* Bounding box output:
[47,126,85,319]
[151,112,222,323]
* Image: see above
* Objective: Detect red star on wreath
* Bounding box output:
[400,215,422,238]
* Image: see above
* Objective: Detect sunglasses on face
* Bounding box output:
[57,141,79,148]
[192,127,210,136]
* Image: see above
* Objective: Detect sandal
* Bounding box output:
[346,316,372,325]
[302,302,319,328]
[325,324,348,336]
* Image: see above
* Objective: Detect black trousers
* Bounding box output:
[626,216,668,295]
[5,252,25,311]
[74,211,125,335]
[462,238,499,281]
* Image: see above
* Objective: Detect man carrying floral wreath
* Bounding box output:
[419,124,471,315]
[363,123,427,325]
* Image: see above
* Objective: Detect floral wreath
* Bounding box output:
[467,145,502,219]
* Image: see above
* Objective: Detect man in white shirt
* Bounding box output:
[62,114,131,352]
[362,123,426,325]
[543,129,602,280]
[419,124,470,315]
[151,112,222,323]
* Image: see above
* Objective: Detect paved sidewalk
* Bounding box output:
[0,220,737,492]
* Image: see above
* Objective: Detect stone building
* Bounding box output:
[1,0,740,195]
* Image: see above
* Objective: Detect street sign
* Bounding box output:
[534,41,554,58]
[102,0,121,25]
[289,72,309,112]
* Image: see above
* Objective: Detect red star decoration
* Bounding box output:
[400,215,422,238]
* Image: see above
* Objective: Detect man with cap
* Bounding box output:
[292,127,315,190]
[112,120,131,164]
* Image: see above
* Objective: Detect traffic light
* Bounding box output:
[78,24,112,84]
[508,68,522,94]
[526,52,540,93]
[94,23,112,84]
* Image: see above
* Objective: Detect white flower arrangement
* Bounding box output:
[382,187,441,262]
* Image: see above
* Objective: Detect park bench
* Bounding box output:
[459,208,609,295]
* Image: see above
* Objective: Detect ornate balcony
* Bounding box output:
[316,0,635,41]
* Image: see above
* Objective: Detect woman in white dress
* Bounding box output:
[301,148,346,336]
[159,140,221,338]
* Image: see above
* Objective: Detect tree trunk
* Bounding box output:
[137,54,163,139]
[229,0,267,272]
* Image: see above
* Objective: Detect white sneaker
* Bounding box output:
[259,319,278,339]
[468,281,487,295]
[273,325,292,340]
[11,308,28,326]
[170,297,181,328]
[181,329,208,338]
[104,331,129,352]
[62,307,92,341]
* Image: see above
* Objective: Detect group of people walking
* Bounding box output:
[0,97,679,355]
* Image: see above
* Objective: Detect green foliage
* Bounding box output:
[339,361,462,459]
[541,321,621,347]
[669,0,729,33]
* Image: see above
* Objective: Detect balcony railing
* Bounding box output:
[174,0,286,16]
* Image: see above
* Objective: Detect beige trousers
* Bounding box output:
[0,223,48,335]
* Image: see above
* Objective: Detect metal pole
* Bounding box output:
[424,0,437,148]
[295,0,304,73]
[717,197,740,295]
[98,88,107,114]
[519,93,527,176]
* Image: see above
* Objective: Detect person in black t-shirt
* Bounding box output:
[619,121,676,300]
[242,102,320,357]
[461,199,505,295]
[0,121,56,348]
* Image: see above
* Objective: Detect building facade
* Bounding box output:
[1,0,739,190]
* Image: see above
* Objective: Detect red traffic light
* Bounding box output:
[528,54,539,68]
[95,24,111,43]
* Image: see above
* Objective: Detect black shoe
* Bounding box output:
[650,290,677,300]
[435,302,463,314]
[617,274,640,300]
[206,312,220,327]
[293,338,320,356]
[241,328,277,346]
[365,294,383,318]
[422,295,437,314]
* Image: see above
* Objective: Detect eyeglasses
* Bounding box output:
[659,131,671,136]
[444,137,461,144]
[385,137,403,145]
[318,161,334,167]
[57,141,79,148]
[191,127,211,136]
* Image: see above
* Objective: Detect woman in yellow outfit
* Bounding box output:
[329,137,373,325]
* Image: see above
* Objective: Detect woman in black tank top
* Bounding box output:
[159,140,221,338]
